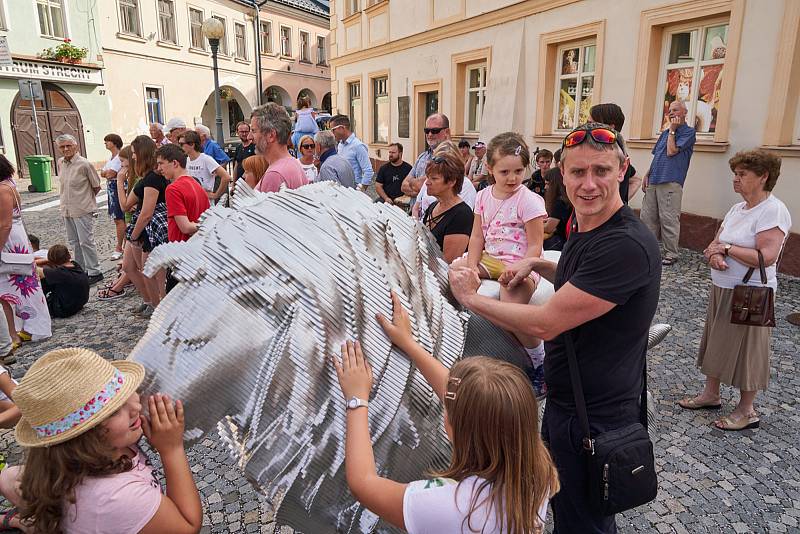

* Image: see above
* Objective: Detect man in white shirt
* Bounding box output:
[179,131,231,202]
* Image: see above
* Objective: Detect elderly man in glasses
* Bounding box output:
[449,122,661,534]
[329,115,373,192]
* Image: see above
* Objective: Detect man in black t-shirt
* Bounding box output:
[233,121,256,182]
[375,143,412,204]
[449,123,661,533]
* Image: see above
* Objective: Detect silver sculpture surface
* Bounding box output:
[128,182,667,532]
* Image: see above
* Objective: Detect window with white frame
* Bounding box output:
[37,0,66,38]
[317,36,326,65]
[260,21,273,54]
[157,0,177,44]
[657,21,729,135]
[234,23,247,59]
[554,41,596,131]
[145,87,164,124]
[118,0,141,36]
[465,63,487,133]
[372,76,389,144]
[189,8,205,50]
[300,31,310,62]
[349,81,361,137]
[346,0,360,17]
[213,15,228,55]
[280,26,292,57]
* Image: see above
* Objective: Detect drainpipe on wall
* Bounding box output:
[252,0,270,106]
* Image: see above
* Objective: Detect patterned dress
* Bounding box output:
[0,181,52,339]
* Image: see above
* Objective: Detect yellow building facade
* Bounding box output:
[330,0,800,273]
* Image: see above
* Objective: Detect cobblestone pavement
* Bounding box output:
[1,178,799,533]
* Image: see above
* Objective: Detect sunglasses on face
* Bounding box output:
[424,127,444,135]
[331,125,345,131]
[562,127,623,152]
[300,144,315,149]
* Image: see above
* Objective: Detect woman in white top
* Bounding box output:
[297,135,319,182]
[679,149,792,431]
[179,131,231,202]
[332,292,559,533]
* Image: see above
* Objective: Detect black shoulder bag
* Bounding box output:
[565,333,658,515]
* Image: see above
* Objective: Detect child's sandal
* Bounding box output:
[0,507,19,531]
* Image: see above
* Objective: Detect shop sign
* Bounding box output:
[0,58,103,85]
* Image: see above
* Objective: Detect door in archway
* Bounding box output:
[11,83,86,177]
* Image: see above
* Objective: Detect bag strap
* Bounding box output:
[564,330,649,456]
[741,249,768,285]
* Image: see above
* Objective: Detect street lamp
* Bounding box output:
[202,17,226,147]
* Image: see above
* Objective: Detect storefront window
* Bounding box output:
[658,22,728,135]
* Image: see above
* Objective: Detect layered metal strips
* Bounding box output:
[127,182,515,533]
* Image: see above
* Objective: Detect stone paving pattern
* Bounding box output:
[1,177,799,533]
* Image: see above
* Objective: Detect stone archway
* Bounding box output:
[321,92,332,113]
[200,85,253,142]
[263,85,292,110]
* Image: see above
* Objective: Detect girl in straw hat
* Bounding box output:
[332,293,559,534]
[0,348,202,533]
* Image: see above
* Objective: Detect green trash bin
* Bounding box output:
[25,155,53,193]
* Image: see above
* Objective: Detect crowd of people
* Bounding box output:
[0,91,792,533]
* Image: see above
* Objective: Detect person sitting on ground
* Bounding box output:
[38,244,89,319]
[527,148,552,197]
[0,365,20,428]
[27,234,48,266]
[452,132,547,396]
[332,293,559,533]
[0,347,202,533]
[241,155,270,190]
[180,131,231,202]
[314,131,355,188]
[421,141,473,263]
[297,135,319,182]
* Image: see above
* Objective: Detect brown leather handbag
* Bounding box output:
[730,250,775,327]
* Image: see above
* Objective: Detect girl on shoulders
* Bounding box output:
[452,132,547,395]
[332,293,559,533]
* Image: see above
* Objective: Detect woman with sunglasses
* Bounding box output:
[297,135,319,182]
[421,142,473,263]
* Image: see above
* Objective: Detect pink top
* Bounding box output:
[255,156,309,193]
[63,447,162,533]
[474,185,547,264]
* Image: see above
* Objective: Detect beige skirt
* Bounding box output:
[696,285,772,391]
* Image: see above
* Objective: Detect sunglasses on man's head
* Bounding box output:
[300,144,315,149]
[331,124,345,131]
[424,127,445,135]
[562,127,623,152]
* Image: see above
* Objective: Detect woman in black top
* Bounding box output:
[421,141,473,263]
[543,167,572,251]
[39,245,89,318]
[122,135,168,316]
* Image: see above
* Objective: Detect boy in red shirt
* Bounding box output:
[156,144,210,243]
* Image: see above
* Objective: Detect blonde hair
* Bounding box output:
[298,134,315,149]
[434,357,559,534]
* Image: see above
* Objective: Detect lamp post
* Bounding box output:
[202,18,226,146]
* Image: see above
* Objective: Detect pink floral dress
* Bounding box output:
[0,181,51,339]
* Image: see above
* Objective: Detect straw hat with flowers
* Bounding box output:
[14,348,144,447]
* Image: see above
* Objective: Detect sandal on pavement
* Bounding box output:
[714,413,759,431]
[98,287,126,301]
[678,396,722,410]
[0,507,19,531]
[661,257,677,266]
[16,331,31,342]
[0,351,15,366]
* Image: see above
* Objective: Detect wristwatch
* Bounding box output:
[724,244,732,256]
[669,130,676,136]
[346,396,369,410]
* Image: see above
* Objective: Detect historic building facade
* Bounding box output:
[329,0,800,273]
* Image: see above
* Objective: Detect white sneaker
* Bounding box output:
[111,251,123,260]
